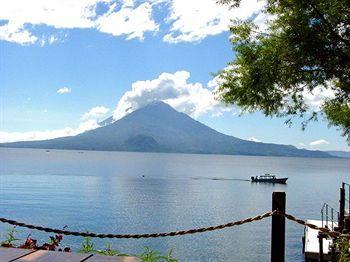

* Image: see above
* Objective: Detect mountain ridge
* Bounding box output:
[327,150,350,158]
[0,101,332,158]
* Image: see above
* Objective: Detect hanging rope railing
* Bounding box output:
[0,211,275,239]
[0,210,345,239]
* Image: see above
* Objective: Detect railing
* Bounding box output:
[321,203,339,229]
[1,192,347,262]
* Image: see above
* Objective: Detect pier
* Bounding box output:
[303,220,335,261]
[303,182,350,261]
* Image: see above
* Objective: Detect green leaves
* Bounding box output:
[0,227,20,247]
[218,0,350,143]
[1,227,69,251]
[323,100,350,143]
[1,229,178,261]
[335,236,350,261]
[137,247,177,262]
[79,237,95,253]
[78,237,178,262]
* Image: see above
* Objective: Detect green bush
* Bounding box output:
[336,237,350,262]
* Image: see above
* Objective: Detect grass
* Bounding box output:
[0,228,20,247]
[79,237,178,261]
[1,227,178,262]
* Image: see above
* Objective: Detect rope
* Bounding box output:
[0,211,275,239]
[273,211,341,238]
[0,211,347,239]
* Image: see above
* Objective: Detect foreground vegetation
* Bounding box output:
[0,227,178,262]
[4,226,350,261]
[336,237,350,262]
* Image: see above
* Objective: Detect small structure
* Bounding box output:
[303,182,350,261]
[303,220,335,261]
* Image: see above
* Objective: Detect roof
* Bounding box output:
[260,174,275,178]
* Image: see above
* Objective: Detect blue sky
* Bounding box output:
[0,0,349,151]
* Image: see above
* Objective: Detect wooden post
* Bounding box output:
[271,192,286,262]
[318,232,325,262]
[331,243,336,262]
[340,187,345,230]
[344,216,350,232]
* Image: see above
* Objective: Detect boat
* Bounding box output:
[251,174,288,184]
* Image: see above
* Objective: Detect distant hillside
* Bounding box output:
[99,116,114,126]
[0,101,332,158]
[327,151,350,158]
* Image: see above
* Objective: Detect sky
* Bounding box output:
[0,0,349,151]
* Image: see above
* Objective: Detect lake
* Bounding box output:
[0,148,349,261]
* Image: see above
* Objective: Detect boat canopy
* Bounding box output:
[260,174,276,178]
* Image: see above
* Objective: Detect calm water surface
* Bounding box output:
[0,148,349,261]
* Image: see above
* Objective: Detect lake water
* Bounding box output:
[0,148,349,261]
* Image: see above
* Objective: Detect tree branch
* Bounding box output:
[309,2,350,47]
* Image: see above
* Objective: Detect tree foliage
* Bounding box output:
[217,0,350,143]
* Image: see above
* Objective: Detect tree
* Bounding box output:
[217,0,350,143]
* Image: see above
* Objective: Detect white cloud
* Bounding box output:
[0,0,102,44]
[0,0,159,44]
[57,87,71,94]
[82,106,109,120]
[252,11,276,33]
[48,35,58,44]
[0,119,100,143]
[247,136,261,142]
[113,70,231,120]
[163,0,264,43]
[0,0,101,29]
[298,142,306,147]
[97,2,158,40]
[303,85,336,111]
[309,139,330,146]
[39,34,63,46]
[0,21,37,45]
[0,0,269,45]
[281,84,336,114]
